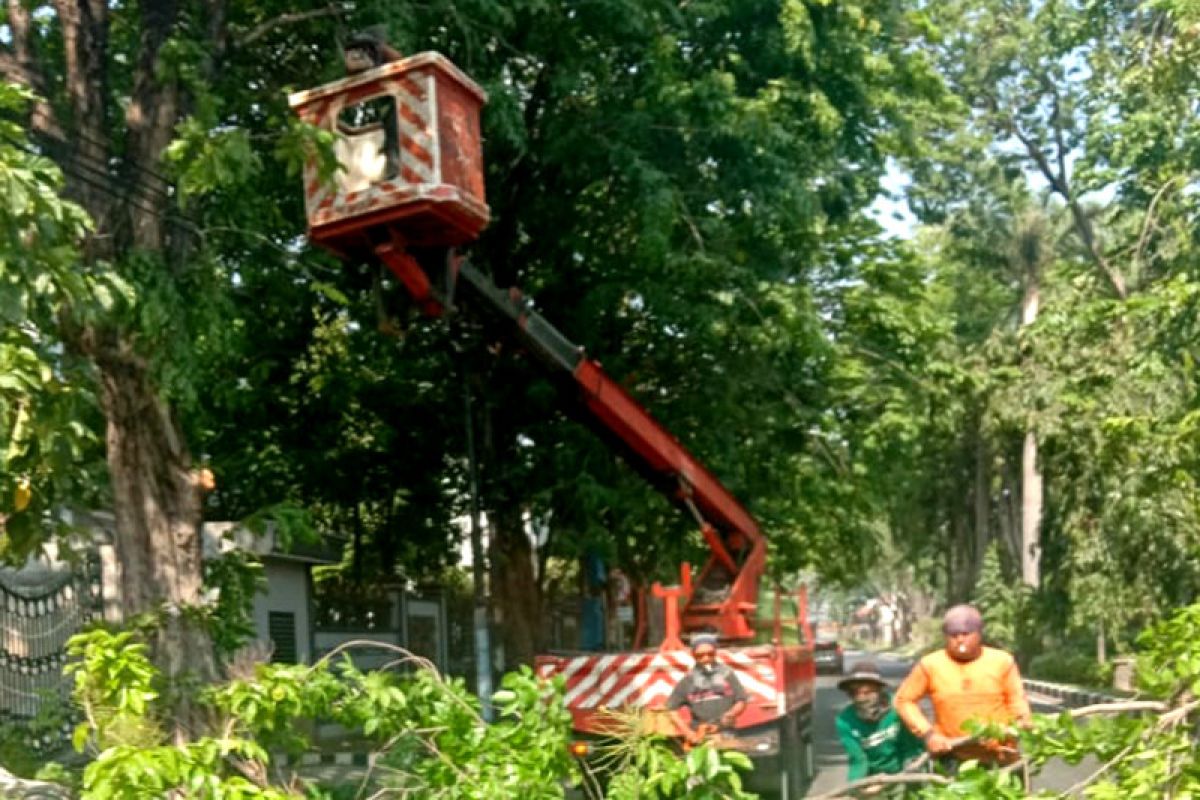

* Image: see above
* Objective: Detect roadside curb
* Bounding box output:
[1023,678,1120,709]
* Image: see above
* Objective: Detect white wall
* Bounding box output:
[252,561,313,664]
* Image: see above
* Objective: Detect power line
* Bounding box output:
[25,107,175,192]
[3,132,305,261]
[1,132,176,227]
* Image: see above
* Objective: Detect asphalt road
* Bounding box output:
[805,651,1096,797]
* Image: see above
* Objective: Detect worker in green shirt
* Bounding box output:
[835,662,924,793]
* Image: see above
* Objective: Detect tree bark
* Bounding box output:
[487,505,541,670]
[123,0,181,251]
[1020,279,1043,588]
[91,334,216,686]
[971,422,991,589]
[5,1,221,699]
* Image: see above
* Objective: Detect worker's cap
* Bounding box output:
[837,662,887,693]
[690,633,719,650]
[942,604,984,635]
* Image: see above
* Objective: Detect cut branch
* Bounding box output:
[808,772,951,800]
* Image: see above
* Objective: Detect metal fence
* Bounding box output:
[0,554,102,746]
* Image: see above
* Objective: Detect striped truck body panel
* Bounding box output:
[536,645,815,734]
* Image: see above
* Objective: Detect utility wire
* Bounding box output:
[0,132,170,223]
[25,106,176,192]
[3,130,316,269]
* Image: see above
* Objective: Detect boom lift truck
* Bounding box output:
[289,47,816,798]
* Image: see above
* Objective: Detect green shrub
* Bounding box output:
[1027,649,1113,688]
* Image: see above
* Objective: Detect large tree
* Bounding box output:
[181,0,945,669]
[0,0,378,688]
[4,0,945,681]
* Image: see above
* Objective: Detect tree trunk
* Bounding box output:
[998,457,1022,568]
[8,1,222,698]
[93,338,216,687]
[1020,281,1043,588]
[972,423,991,590]
[488,505,541,670]
[950,502,971,603]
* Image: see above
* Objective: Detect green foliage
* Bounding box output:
[0,82,114,559]
[602,739,755,800]
[203,549,268,656]
[59,626,758,799]
[370,666,579,798]
[1027,651,1113,691]
[177,0,950,610]
[65,629,163,752]
[1134,603,1200,700]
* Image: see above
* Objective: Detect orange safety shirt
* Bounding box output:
[894,646,1031,762]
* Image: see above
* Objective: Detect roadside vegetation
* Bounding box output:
[1,0,1199,795]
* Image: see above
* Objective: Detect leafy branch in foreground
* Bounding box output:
[47,631,757,799]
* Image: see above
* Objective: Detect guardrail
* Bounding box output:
[1023,678,1120,708]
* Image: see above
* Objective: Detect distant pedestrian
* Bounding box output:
[835,661,924,792]
[667,633,747,745]
[894,605,1032,770]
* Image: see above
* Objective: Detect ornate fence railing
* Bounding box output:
[0,553,103,748]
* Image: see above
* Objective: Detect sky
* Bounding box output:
[868,160,918,240]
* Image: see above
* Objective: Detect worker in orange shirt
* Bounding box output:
[894,605,1031,770]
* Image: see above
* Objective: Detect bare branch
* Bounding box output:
[1071,699,1169,718]
[235,4,352,48]
[1002,113,1127,299]
[1048,85,1070,194]
[1003,111,1069,197]
[6,0,32,61]
[1132,177,1182,270]
[1154,696,1200,730]
[1060,742,1135,796]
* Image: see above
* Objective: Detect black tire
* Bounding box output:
[798,730,816,789]
[749,715,804,800]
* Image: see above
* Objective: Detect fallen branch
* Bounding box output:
[0,766,74,799]
[807,771,951,800]
[1069,700,1168,719]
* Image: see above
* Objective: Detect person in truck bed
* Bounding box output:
[667,633,748,744]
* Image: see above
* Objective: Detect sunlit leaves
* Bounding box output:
[0,82,118,558]
[64,629,748,798]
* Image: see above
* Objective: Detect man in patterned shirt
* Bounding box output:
[667,633,748,744]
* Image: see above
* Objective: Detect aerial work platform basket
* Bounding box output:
[288,51,489,260]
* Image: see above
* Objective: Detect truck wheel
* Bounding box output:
[755,716,801,800]
[786,716,810,797]
[798,731,816,788]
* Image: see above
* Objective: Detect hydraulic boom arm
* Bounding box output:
[376,244,766,643]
